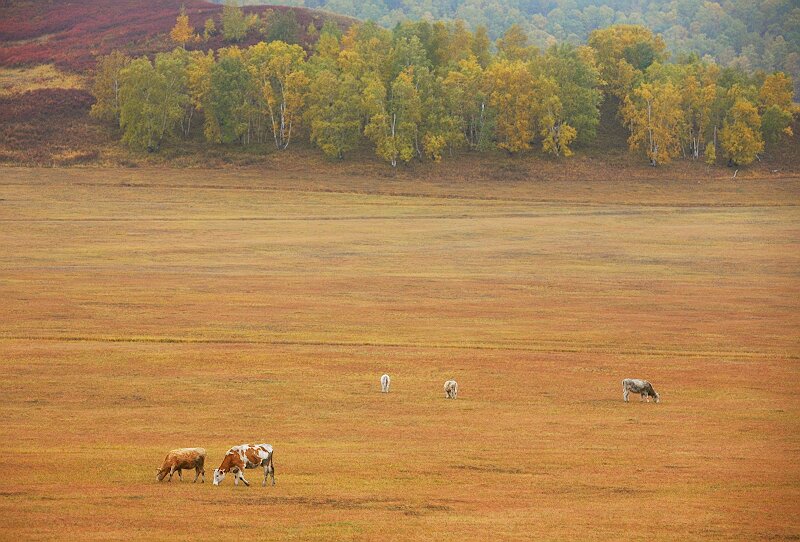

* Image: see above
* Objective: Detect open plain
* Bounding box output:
[0,167,798,540]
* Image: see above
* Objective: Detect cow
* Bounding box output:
[155,447,206,483]
[622,379,660,403]
[444,380,458,399]
[213,444,275,487]
[381,374,391,393]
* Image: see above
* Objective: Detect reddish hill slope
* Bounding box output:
[0,0,355,72]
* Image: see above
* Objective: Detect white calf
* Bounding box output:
[444,380,458,399]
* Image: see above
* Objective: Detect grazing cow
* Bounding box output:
[155,447,206,483]
[444,380,458,399]
[622,379,660,403]
[213,444,275,487]
[381,374,391,393]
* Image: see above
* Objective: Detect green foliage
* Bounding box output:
[443,55,491,150]
[760,105,792,146]
[203,18,217,41]
[540,44,603,144]
[248,40,309,149]
[222,0,248,43]
[306,70,362,158]
[364,69,421,167]
[208,48,252,143]
[262,9,300,44]
[118,50,188,151]
[90,50,131,125]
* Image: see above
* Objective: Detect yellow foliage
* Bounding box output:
[704,141,716,165]
[485,59,538,153]
[170,7,195,48]
[497,24,533,62]
[759,72,794,110]
[621,81,684,166]
[719,99,764,166]
[588,25,667,98]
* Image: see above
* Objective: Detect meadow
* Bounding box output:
[0,167,798,540]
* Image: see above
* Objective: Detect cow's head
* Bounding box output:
[213,468,225,485]
[155,468,166,482]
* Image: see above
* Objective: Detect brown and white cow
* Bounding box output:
[213,444,275,487]
[155,447,206,483]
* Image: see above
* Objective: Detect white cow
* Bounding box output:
[381,374,391,393]
[444,380,458,399]
[622,379,660,403]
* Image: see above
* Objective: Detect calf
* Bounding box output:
[444,380,458,399]
[213,444,275,487]
[381,374,391,393]
[622,379,660,403]
[156,447,206,483]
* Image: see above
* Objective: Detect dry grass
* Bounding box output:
[0,167,798,540]
[0,64,85,96]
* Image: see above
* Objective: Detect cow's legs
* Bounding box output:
[176,469,183,481]
[623,388,629,402]
[263,466,269,487]
[168,466,176,481]
[233,469,239,486]
[193,468,201,483]
[239,471,250,487]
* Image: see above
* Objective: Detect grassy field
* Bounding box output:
[0,167,798,540]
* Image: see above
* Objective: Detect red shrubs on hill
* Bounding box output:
[0,0,352,72]
[0,88,102,164]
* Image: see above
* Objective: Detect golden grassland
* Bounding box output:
[0,167,798,540]
[0,65,85,97]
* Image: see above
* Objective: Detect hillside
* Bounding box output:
[0,0,355,72]
[0,0,354,165]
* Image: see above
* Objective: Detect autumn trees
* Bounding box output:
[588,25,795,167]
[94,13,795,169]
[90,51,131,124]
[118,50,188,151]
[720,99,764,166]
[621,82,684,166]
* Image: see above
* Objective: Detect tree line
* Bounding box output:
[243,0,799,98]
[90,11,796,167]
